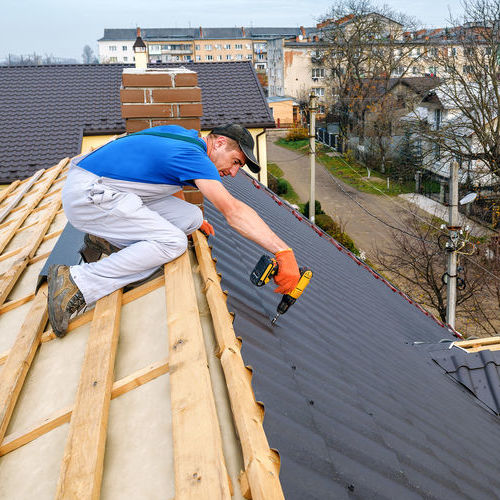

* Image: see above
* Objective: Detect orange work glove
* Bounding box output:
[199,220,215,236]
[273,248,300,295]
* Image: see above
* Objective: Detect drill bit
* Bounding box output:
[271,313,280,326]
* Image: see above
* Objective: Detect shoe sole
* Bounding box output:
[47,265,68,338]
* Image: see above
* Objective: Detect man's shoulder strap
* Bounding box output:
[124,130,206,152]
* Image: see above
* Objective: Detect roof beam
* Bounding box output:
[0,358,169,457]
[0,283,49,444]
[164,250,231,499]
[193,231,285,500]
[55,289,122,500]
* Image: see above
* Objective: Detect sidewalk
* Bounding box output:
[399,193,493,237]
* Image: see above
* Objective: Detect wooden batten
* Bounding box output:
[0,200,61,307]
[0,283,49,444]
[55,289,123,500]
[164,251,231,500]
[0,160,66,254]
[0,359,169,457]
[455,336,500,352]
[192,231,285,500]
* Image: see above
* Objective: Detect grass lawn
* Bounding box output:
[267,161,301,206]
[275,138,415,196]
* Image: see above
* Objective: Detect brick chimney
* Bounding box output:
[300,26,306,37]
[199,26,203,38]
[242,26,246,37]
[120,67,205,209]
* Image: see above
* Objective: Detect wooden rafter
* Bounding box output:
[193,231,285,500]
[0,359,169,457]
[0,200,61,307]
[0,283,49,444]
[164,251,231,500]
[56,289,123,500]
[0,275,166,366]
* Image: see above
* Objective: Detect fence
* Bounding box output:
[316,128,341,152]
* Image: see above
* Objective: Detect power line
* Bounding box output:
[323,167,439,245]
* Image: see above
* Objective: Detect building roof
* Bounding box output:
[2,151,500,497]
[0,62,274,183]
[99,27,316,42]
[0,163,284,498]
[203,172,500,499]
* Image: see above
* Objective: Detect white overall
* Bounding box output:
[61,163,203,304]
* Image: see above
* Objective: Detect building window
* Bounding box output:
[313,88,325,96]
[215,44,222,50]
[195,45,200,50]
[246,54,253,60]
[226,54,232,60]
[318,105,325,114]
[257,54,265,60]
[109,56,118,62]
[196,55,201,61]
[217,55,222,60]
[412,66,418,74]
[486,47,492,55]
[123,56,128,62]
[122,46,128,51]
[245,43,251,50]
[235,44,243,49]
[109,45,117,51]
[311,68,325,78]
[236,54,243,60]
[451,47,457,56]
[206,55,213,60]
[205,44,212,50]
[224,44,231,49]
[435,109,442,130]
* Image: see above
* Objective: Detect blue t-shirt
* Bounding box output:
[77,125,221,186]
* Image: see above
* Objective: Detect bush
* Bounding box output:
[315,214,338,234]
[314,214,359,255]
[267,174,279,194]
[301,200,325,217]
[344,149,356,164]
[286,126,309,141]
[276,178,289,195]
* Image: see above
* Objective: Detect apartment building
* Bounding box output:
[98,27,315,70]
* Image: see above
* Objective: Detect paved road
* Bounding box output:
[267,137,410,258]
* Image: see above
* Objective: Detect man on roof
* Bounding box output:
[47,123,300,337]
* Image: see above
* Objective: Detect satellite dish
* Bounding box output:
[460,192,477,205]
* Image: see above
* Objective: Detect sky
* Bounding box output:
[2,0,466,61]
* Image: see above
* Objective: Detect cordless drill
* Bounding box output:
[250,254,313,325]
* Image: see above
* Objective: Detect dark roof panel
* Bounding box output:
[204,171,500,499]
[0,62,273,183]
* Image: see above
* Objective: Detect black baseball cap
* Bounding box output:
[211,123,261,173]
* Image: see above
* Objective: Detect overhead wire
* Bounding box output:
[274,140,499,279]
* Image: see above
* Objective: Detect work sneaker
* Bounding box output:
[83,234,120,256]
[47,265,86,338]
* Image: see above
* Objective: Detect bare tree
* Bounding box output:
[374,208,491,334]
[317,0,424,153]
[82,45,97,64]
[418,0,500,179]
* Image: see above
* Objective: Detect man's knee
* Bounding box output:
[183,205,203,235]
[154,231,188,259]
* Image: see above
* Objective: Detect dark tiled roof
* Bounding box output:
[99,27,315,41]
[432,348,500,415]
[204,171,500,499]
[0,62,273,183]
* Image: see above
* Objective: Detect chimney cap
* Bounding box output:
[133,27,147,51]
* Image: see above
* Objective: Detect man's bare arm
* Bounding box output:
[195,178,288,253]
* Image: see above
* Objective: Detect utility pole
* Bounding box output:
[446,161,460,328]
[308,92,318,222]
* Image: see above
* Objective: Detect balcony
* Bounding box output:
[163,49,192,55]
